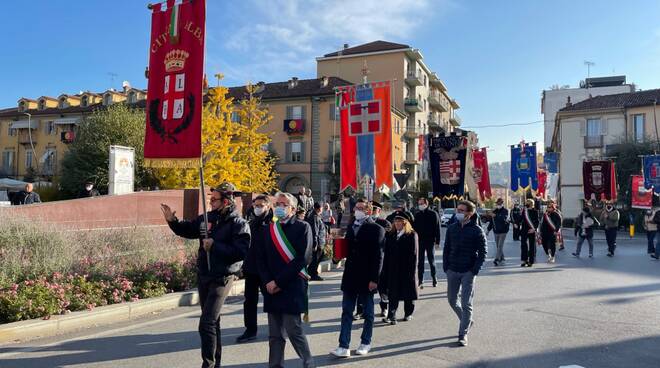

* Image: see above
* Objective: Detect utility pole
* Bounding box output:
[584,61,595,78]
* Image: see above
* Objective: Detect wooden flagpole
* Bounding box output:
[199,159,211,272]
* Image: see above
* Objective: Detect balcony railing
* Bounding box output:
[429,92,449,112]
[405,70,423,86]
[405,98,422,113]
[449,112,462,126]
[584,135,603,148]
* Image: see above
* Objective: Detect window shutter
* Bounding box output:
[329,104,336,120]
[285,142,291,163]
[300,142,306,162]
[600,119,608,135]
[580,120,586,136]
[286,106,293,120]
[301,105,307,120]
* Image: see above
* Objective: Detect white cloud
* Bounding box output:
[208,0,449,85]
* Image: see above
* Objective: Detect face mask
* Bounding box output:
[85,185,93,191]
[606,206,613,211]
[354,210,367,221]
[496,204,503,209]
[418,204,428,211]
[455,213,465,222]
[274,207,288,219]
[253,206,265,217]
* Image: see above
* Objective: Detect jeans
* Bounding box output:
[198,276,234,368]
[242,272,261,336]
[605,228,618,254]
[494,233,507,261]
[339,291,375,348]
[575,235,594,255]
[520,233,536,264]
[268,313,314,368]
[446,270,476,337]
[647,231,657,254]
[418,240,437,283]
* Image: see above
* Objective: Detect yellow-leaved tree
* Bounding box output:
[158,79,278,192]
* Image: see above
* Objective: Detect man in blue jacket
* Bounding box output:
[256,192,314,368]
[486,198,509,266]
[443,200,487,347]
[161,182,250,368]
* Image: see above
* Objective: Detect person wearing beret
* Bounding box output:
[380,211,419,325]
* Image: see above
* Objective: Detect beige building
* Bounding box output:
[316,41,462,186]
[228,77,407,198]
[551,88,660,216]
[0,85,145,181]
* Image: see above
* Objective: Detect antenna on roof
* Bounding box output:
[583,61,595,78]
[107,72,118,87]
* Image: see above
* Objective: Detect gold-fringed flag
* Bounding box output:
[144,0,205,168]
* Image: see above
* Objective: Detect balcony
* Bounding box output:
[427,114,443,130]
[405,71,423,86]
[428,92,449,112]
[404,98,423,113]
[449,112,462,126]
[584,135,603,148]
[403,128,419,140]
[18,131,37,145]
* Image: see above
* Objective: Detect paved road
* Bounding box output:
[1,229,659,368]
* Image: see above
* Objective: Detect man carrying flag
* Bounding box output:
[256,192,315,368]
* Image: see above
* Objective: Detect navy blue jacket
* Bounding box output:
[443,215,488,275]
[168,209,250,283]
[243,210,273,275]
[257,217,313,314]
[487,207,510,234]
[413,208,441,244]
[340,217,385,294]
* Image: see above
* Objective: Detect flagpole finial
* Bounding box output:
[361,60,369,84]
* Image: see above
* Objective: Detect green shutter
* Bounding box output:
[286,106,293,120]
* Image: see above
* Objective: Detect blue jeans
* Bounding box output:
[575,235,594,256]
[339,291,374,348]
[446,270,476,337]
[647,231,657,254]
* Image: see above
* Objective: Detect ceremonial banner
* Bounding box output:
[144,0,205,168]
[428,134,468,198]
[642,155,660,193]
[583,160,617,201]
[510,142,538,192]
[338,81,392,191]
[631,175,652,209]
[546,173,559,200]
[536,170,547,199]
[471,148,492,201]
[544,152,559,174]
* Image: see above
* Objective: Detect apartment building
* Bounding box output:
[316,41,462,186]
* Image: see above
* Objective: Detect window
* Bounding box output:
[18,101,25,112]
[634,114,645,143]
[128,92,136,103]
[287,105,304,120]
[230,110,241,123]
[38,99,46,110]
[25,149,33,169]
[8,126,17,136]
[291,142,302,162]
[59,98,67,109]
[81,96,88,107]
[43,149,56,175]
[2,150,14,173]
[45,121,56,135]
[585,118,603,148]
[103,94,112,105]
[329,103,339,121]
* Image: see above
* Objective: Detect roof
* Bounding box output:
[559,88,660,112]
[323,40,410,57]
[227,77,352,101]
[0,99,148,119]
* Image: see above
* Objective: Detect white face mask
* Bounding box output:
[418,204,428,211]
[496,204,503,209]
[85,185,93,191]
[253,206,266,216]
[455,213,465,222]
[354,210,367,221]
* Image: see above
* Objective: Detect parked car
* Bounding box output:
[441,208,456,227]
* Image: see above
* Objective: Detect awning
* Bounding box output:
[54,118,80,125]
[10,120,37,129]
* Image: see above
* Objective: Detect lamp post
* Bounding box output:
[22,112,38,176]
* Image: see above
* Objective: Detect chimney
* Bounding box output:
[321,76,329,88]
[566,96,572,107]
[288,77,299,89]
[343,43,349,49]
[122,81,131,93]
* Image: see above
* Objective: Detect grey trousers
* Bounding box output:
[446,270,476,337]
[268,313,314,368]
[494,233,507,261]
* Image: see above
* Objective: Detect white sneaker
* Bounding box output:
[355,344,371,355]
[330,346,351,358]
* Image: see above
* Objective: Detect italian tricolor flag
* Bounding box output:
[169,3,180,44]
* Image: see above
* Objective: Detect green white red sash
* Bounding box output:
[270,220,310,280]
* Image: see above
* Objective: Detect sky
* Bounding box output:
[2,0,660,162]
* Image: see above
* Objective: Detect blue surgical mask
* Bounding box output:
[455,213,465,222]
[274,207,287,219]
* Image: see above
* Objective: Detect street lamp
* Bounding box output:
[21,112,38,175]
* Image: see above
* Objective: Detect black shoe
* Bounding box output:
[607,252,613,257]
[310,275,324,281]
[558,246,565,251]
[390,318,397,325]
[382,317,390,324]
[572,252,579,258]
[527,263,533,267]
[419,283,424,289]
[403,315,413,321]
[521,262,527,267]
[651,255,659,260]
[236,331,257,343]
[352,313,361,320]
[493,260,499,266]
[432,278,438,287]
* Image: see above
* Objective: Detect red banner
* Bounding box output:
[537,170,547,198]
[338,87,357,191]
[631,175,652,209]
[472,147,492,201]
[144,0,205,168]
[583,160,617,201]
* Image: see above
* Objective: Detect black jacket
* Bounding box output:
[168,209,250,283]
[487,207,510,234]
[78,189,100,198]
[257,217,313,314]
[243,210,273,275]
[413,208,441,244]
[380,231,419,301]
[540,211,562,237]
[15,191,41,205]
[306,211,326,251]
[340,217,385,294]
[510,206,523,225]
[374,217,392,232]
[520,207,540,233]
[443,215,487,275]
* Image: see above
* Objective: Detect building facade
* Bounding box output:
[541,76,634,150]
[316,41,462,187]
[552,88,660,216]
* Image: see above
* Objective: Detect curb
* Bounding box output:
[0,260,340,344]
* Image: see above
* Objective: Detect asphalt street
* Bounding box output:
[1,229,659,368]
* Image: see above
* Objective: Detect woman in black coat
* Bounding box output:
[380,211,419,325]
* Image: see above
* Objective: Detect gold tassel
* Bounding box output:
[144,158,200,168]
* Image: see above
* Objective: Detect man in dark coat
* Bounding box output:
[443,200,487,347]
[371,201,391,231]
[413,197,441,288]
[256,192,314,368]
[520,199,540,267]
[78,181,100,198]
[161,182,250,368]
[306,202,327,281]
[330,199,385,358]
[386,201,415,224]
[237,195,272,343]
[539,201,562,263]
[510,203,523,241]
[16,183,41,205]
[381,211,419,324]
[487,198,509,266]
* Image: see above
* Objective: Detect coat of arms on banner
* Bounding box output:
[591,164,603,187]
[518,150,530,171]
[348,100,381,136]
[438,144,464,185]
